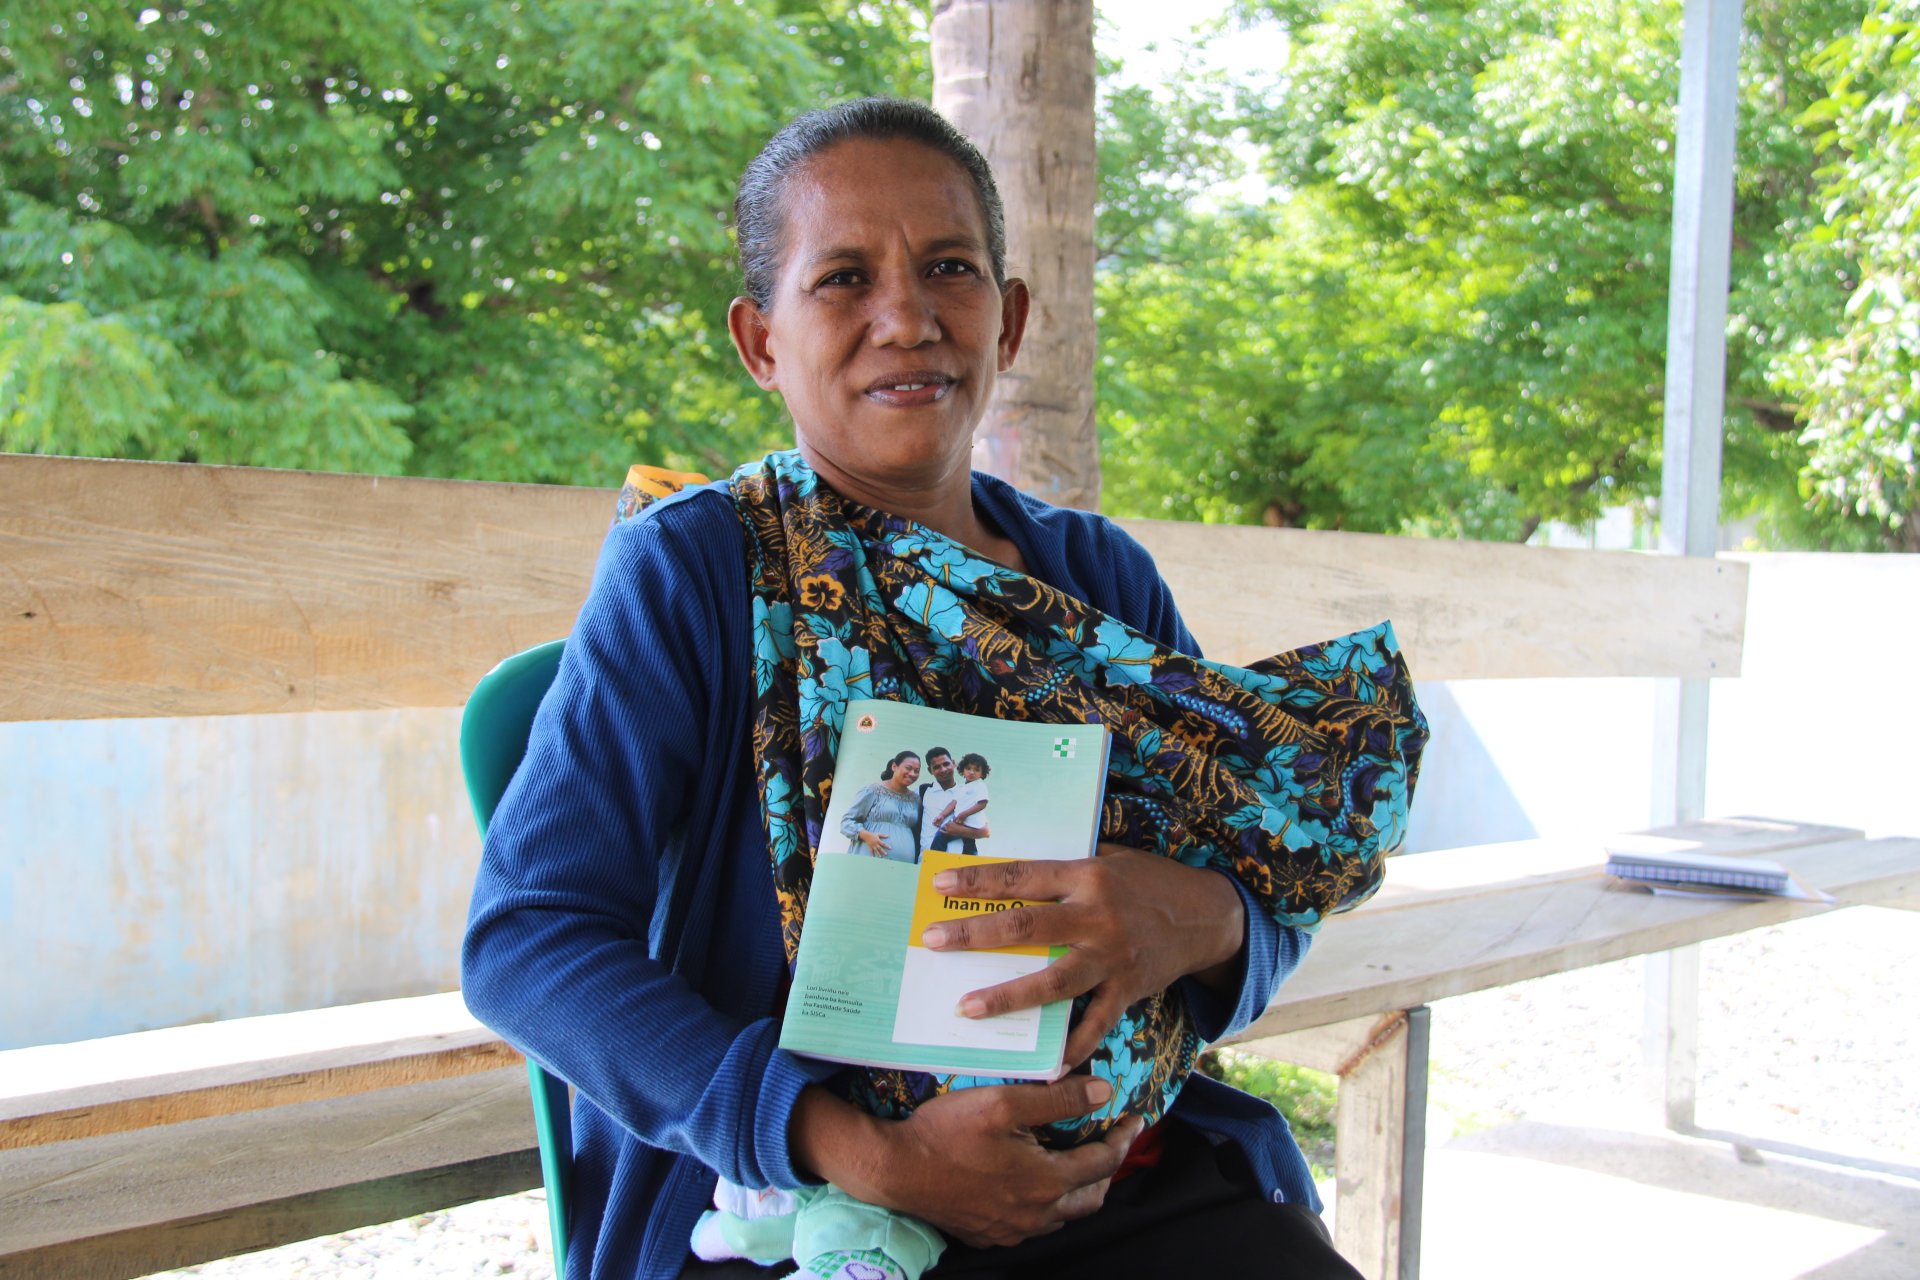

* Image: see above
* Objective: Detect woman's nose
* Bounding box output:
[868,276,941,348]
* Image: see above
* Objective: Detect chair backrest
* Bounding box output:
[459,638,572,1273]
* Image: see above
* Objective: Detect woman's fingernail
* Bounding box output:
[1086,1078,1114,1104]
[922,925,948,948]
[957,995,987,1018]
[932,871,958,891]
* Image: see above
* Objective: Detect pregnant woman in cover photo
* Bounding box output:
[840,750,926,864]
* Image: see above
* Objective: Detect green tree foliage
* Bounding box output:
[0,1,928,481]
[1773,0,1920,549]
[1195,1047,1336,1176]
[1096,0,1916,547]
[8,2,1915,547]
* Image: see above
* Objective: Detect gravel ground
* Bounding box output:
[148,906,1917,1279]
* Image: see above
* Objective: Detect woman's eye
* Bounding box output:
[818,269,863,287]
[929,258,977,277]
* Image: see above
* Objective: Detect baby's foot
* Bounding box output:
[792,1247,905,1280]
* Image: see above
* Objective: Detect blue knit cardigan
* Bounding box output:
[462,473,1318,1280]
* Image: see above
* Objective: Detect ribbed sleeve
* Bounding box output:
[463,491,832,1191]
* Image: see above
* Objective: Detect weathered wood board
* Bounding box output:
[1361,816,1863,908]
[4,454,1748,721]
[1119,516,1747,678]
[0,1070,539,1278]
[1230,832,1920,1044]
[1,455,611,721]
[1,992,517,1150]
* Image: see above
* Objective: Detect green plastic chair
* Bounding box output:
[459,638,573,1274]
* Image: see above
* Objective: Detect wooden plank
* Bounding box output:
[1119,516,1747,679]
[0,455,611,721]
[1229,835,1920,1042]
[1233,1013,1383,1076]
[1369,817,1860,909]
[0,1070,539,1276]
[1,993,519,1150]
[0,1151,540,1280]
[5,455,1749,722]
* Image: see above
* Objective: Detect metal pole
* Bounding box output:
[1647,0,1743,1131]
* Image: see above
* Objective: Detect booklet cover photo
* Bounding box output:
[778,698,1112,1079]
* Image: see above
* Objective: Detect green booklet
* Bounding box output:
[778,698,1112,1079]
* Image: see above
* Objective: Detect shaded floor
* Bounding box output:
[1329,904,1919,1279]
[1395,1116,1919,1279]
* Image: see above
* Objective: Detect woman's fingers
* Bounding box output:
[924,850,1246,1068]
[1062,985,1130,1067]
[951,949,1098,1019]
[920,899,1077,953]
[932,856,1080,903]
[1050,1175,1110,1224]
[875,1079,1125,1245]
[1050,1114,1145,1221]
[993,1074,1114,1129]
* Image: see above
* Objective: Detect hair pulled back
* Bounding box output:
[733,97,1007,310]
[880,750,921,782]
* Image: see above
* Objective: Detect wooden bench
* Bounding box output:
[4,454,1914,1279]
[1223,819,1918,1278]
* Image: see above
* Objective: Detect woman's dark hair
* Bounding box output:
[880,750,921,781]
[734,97,1007,309]
[958,752,991,778]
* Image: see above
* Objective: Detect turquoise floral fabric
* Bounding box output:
[619,450,1428,1147]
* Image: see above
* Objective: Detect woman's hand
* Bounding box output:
[857,830,890,857]
[921,844,1245,1066]
[790,1078,1143,1249]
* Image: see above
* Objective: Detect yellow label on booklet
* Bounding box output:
[906,849,1052,957]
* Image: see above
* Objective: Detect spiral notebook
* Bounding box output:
[1604,847,1791,895]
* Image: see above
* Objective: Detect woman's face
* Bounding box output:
[892,755,921,787]
[727,137,1029,498]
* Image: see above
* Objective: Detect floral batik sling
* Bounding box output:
[619,450,1429,1146]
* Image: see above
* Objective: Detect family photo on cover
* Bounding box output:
[838,741,994,864]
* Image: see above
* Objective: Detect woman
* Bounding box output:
[841,751,925,862]
[465,97,1422,1280]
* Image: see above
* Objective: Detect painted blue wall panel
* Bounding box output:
[3,708,475,1050]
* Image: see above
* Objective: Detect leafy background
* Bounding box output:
[3,0,1916,548]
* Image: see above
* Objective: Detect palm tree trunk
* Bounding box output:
[932,0,1100,511]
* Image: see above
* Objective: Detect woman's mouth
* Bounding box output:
[863,372,955,407]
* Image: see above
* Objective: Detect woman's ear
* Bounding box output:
[996,278,1031,372]
[728,296,779,389]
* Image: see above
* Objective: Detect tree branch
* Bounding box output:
[1735,396,1804,433]
[1508,444,1634,543]
[193,193,222,257]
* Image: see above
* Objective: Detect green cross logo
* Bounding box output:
[1052,738,1076,758]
